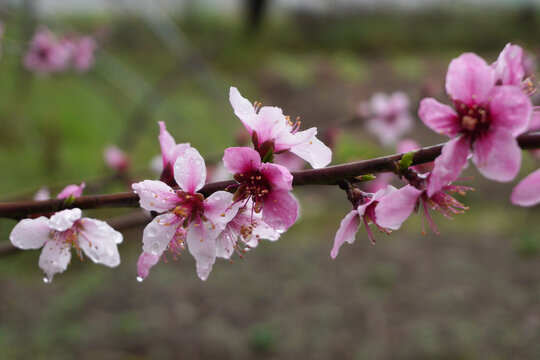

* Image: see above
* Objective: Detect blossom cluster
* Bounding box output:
[24,27,97,75]
[7,43,540,283]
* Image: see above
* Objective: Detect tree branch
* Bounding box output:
[0,132,539,220]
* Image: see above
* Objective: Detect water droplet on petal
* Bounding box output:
[136,276,144,282]
[42,275,51,283]
[147,226,158,237]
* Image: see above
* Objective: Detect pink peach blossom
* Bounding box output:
[229,87,332,169]
[157,121,190,186]
[331,186,396,259]
[104,145,130,173]
[363,92,413,146]
[375,174,471,234]
[70,36,97,72]
[419,52,531,196]
[132,147,238,281]
[57,182,86,199]
[511,169,540,207]
[24,28,71,75]
[223,146,299,232]
[9,208,122,282]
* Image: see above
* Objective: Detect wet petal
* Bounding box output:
[39,240,72,282]
[261,190,299,232]
[511,169,540,207]
[446,53,495,106]
[173,147,207,194]
[158,121,176,167]
[141,214,178,257]
[330,210,360,259]
[418,98,460,137]
[10,216,50,249]
[223,147,261,174]
[260,162,293,191]
[375,185,422,230]
[47,208,82,232]
[186,220,219,281]
[137,252,160,280]
[132,180,179,212]
[472,129,522,182]
[78,218,122,267]
[204,191,240,224]
[427,136,470,197]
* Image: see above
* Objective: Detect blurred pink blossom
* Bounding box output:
[511,169,540,207]
[104,145,130,173]
[24,28,71,75]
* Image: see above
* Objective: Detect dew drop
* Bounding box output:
[136,276,144,282]
[42,275,51,283]
[147,226,158,237]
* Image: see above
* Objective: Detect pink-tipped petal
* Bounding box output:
[173,147,207,194]
[375,185,422,230]
[418,98,460,137]
[261,190,299,232]
[57,182,85,199]
[290,135,332,169]
[511,169,540,207]
[204,191,240,225]
[488,86,531,136]
[330,210,360,259]
[186,220,219,281]
[472,129,522,182]
[39,240,72,282]
[159,121,176,167]
[223,147,261,174]
[427,136,470,197]
[446,53,495,106]
[141,214,178,257]
[252,106,288,145]
[493,43,524,86]
[137,252,160,280]
[78,218,122,267]
[132,180,179,212]
[260,162,293,191]
[229,87,257,132]
[47,208,82,232]
[9,216,50,249]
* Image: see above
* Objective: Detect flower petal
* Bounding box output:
[446,53,495,106]
[290,134,332,169]
[186,220,219,281]
[330,210,360,259]
[159,121,176,167]
[260,162,293,191]
[427,136,470,197]
[141,214,178,256]
[173,147,207,194]
[132,180,179,212]
[511,169,540,207]
[223,147,261,174]
[472,129,522,182]
[47,208,82,232]
[204,190,240,225]
[252,106,288,145]
[229,87,257,132]
[78,218,122,267]
[39,240,72,282]
[375,185,422,230]
[492,43,524,86]
[10,216,50,249]
[418,98,460,137]
[57,182,85,199]
[262,190,299,231]
[137,252,161,280]
[488,85,531,136]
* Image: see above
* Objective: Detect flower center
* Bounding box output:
[171,191,206,225]
[233,171,270,212]
[455,101,490,138]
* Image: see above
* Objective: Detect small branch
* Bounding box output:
[0,132,539,220]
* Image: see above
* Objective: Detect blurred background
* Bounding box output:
[1,0,540,358]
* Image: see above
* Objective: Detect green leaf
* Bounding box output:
[261,147,274,163]
[63,195,76,207]
[356,174,376,182]
[398,151,415,171]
